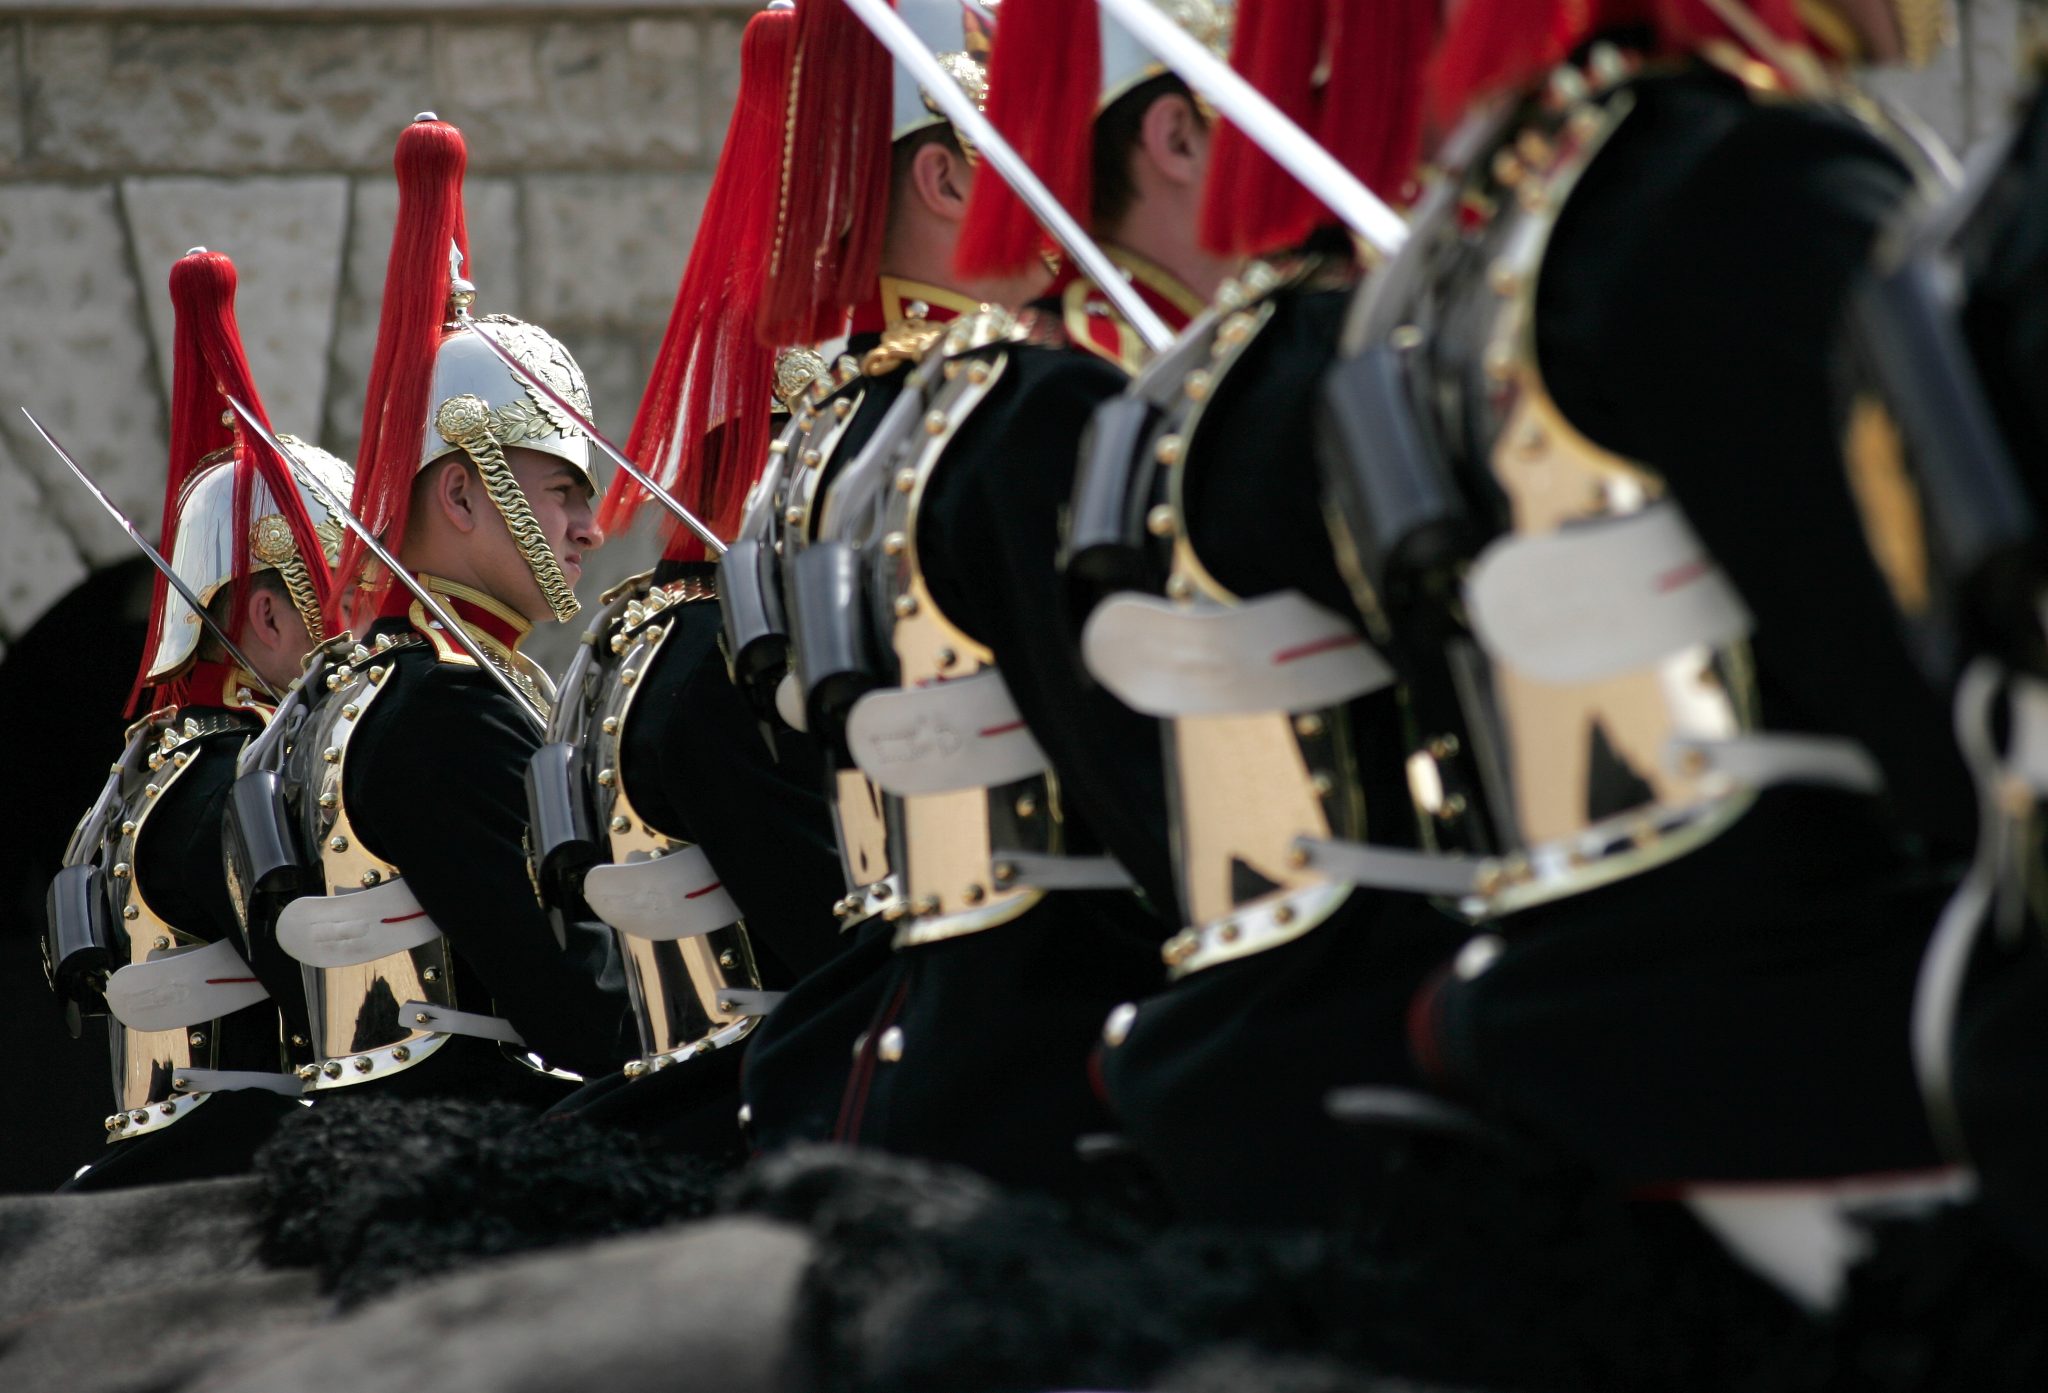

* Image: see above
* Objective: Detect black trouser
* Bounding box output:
[1101,891,1464,1224]
[837,892,1163,1199]
[60,1088,303,1193]
[1415,787,1954,1185]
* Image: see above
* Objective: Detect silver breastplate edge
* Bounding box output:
[280,634,461,1089]
[557,574,772,1074]
[93,711,275,1138]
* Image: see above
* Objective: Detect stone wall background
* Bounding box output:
[0,0,2037,670]
[0,0,754,675]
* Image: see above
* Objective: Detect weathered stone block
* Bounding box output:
[23,21,433,175]
[321,174,520,460]
[0,182,164,566]
[0,433,89,639]
[123,176,350,447]
[0,23,25,176]
[521,171,709,333]
[438,18,704,172]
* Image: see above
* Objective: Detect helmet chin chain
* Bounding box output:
[435,393,582,623]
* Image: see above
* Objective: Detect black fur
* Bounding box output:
[726,1135,1829,1393]
[256,1095,724,1305]
[1828,1201,2048,1392]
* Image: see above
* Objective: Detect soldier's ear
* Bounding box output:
[1137,91,1206,190]
[244,584,289,647]
[431,457,481,534]
[911,139,973,222]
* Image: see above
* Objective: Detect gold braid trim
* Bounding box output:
[250,512,326,643]
[770,42,804,278]
[435,393,581,622]
[275,550,327,643]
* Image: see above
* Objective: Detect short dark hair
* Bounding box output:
[1091,73,1199,230]
[197,568,291,661]
[891,122,968,205]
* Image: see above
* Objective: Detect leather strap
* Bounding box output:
[1464,502,1752,684]
[1083,590,1392,717]
[105,938,270,1032]
[846,669,1049,796]
[276,878,442,968]
[401,1000,525,1046]
[174,1069,305,1098]
[583,845,742,941]
[991,851,1135,892]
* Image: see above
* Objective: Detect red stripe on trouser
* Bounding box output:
[835,979,911,1144]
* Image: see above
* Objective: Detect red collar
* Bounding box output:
[375,575,533,653]
[1048,247,1206,373]
[151,658,268,717]
[848,276,986,337]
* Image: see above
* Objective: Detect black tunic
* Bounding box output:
[1094,278,1471,1223]
[827,330,1171,1198]
[542,567,845,1153]
[1414,66,1969,1185]
[345,619,627,1096]
[740,341,924,1153]
[63,709,300,1192]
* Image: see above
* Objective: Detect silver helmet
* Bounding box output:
[144,435,354,685]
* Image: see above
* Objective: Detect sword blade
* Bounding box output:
[20,407,282,704]
[840,0,1177,354]
[459,318,729,557]
[222,396,547,732]
[1093,0,1409,257]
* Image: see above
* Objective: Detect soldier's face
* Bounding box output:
[490,447,603,623]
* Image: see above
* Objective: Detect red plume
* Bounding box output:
[336,117,470,627]
[955,0,1102,281]
[1198,0,1332,257]
[756,0,894,346]
[127,250,330,714]
[604,4,799,562]
[1427,0,1807,127]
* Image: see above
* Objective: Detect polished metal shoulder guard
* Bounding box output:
[533,572,775,1076]
[1840,85,2048,683]
[1317,56,1779,920]
[1074,260,1394,975]
[847,311,1090,949]
[54,707,279,1142]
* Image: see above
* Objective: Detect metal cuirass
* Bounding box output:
[848,311,1075,949]
[534,571,776,1078]
[1080,259,1395,977]
[269,634,465,1089]
[1320,55,1782,921]
[52,707,283,1143]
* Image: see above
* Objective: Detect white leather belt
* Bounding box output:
[401,1000,525,1046]
[1464,501,1752,684]
[1669,732,1883,796]
[276,877,442,968]
[1083,589,1392,717]
[583,844,742,941]
[719,989,786,1018]
[105,938,270,1032]
[846,669,1049,796]
[174,1068,305,1098]
[1293,837,1492,898]
[992,851,1135,892]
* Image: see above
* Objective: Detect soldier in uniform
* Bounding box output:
[527,0,846,1154]
[771,0,1239,1196]
[1837,75,2048,1267]
[228,116,624,1105]
[728,0,1050,1154]
[1070,0,1463,1224]
[47,248,351,1189]
[1314,0,1971,1214]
